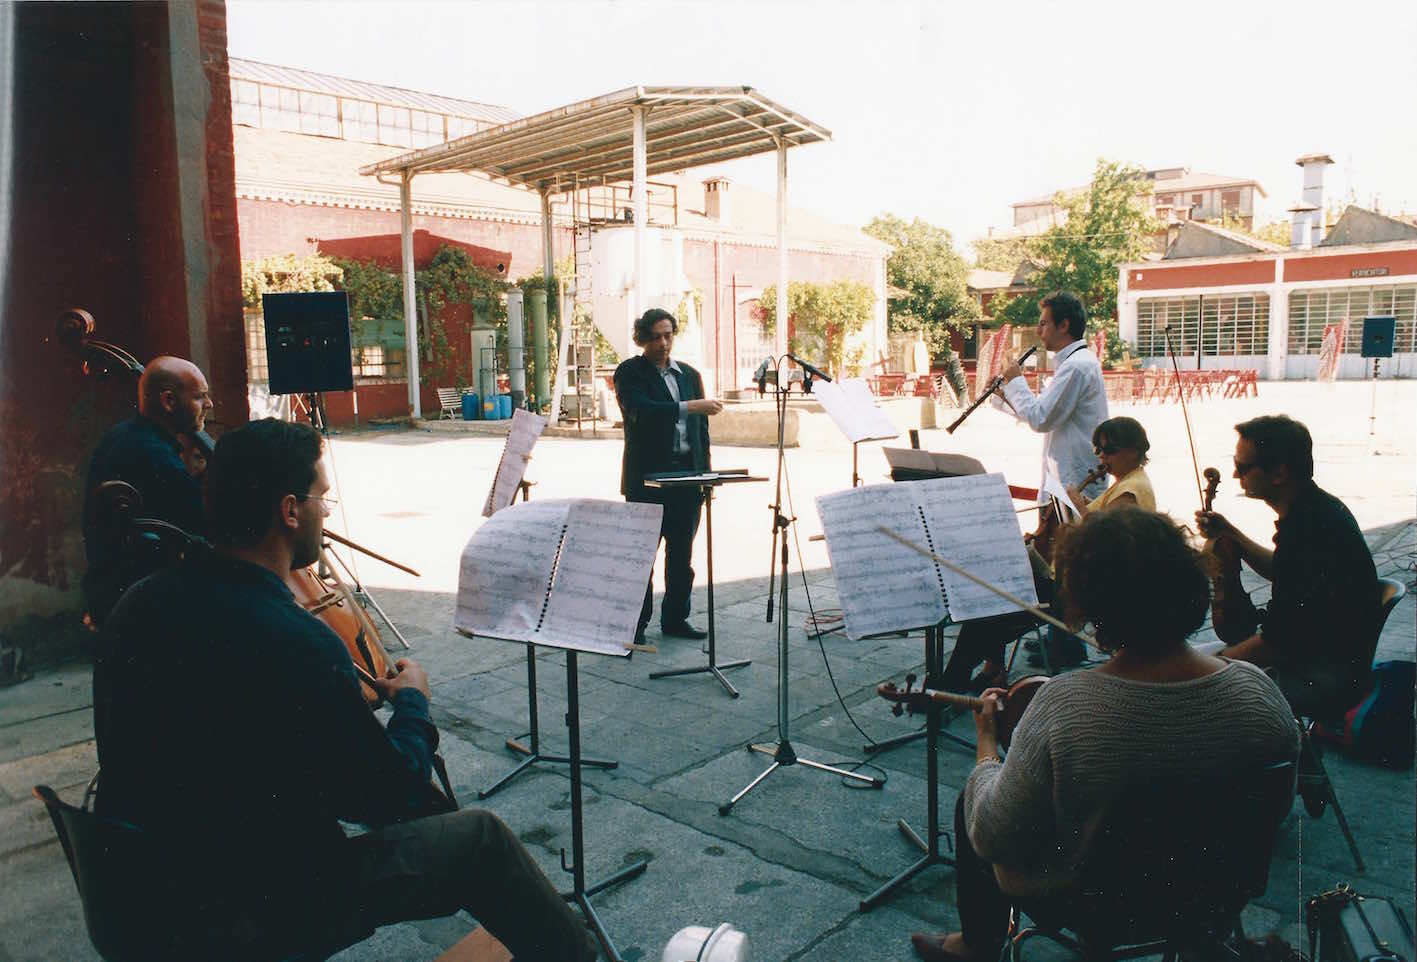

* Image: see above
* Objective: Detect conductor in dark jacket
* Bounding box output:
[614,308,723,644]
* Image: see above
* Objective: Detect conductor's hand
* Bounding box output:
[1194,510,1237,542]
[974,687,1005,742]
[686,398,724,416]
[1001,363,1023,382]
[376,657,430,702]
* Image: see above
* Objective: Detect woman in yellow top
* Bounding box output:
[1067,416,1155,515]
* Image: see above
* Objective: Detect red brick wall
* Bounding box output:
[1128,259,1276,291]
[1283,248,1417,283]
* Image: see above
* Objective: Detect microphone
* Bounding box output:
[787,353,832,383]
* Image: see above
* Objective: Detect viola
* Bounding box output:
[1027,461,1107,565]
[1200,467,1260,645]
[877,674,1048,749]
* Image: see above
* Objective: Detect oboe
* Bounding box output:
[946,344,1038,434]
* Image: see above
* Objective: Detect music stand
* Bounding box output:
[644,469,766,698]
[860,621,956,911]
[810,378,899,488]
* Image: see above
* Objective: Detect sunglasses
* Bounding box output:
[1233,459,1262,475]
[1093,443,1120,456]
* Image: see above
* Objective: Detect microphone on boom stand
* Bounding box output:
[945,344,1038,434]
[787,353,833,384]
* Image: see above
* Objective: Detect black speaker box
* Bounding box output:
[262,291,355,395]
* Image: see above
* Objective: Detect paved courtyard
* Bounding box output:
[3,381,1413,961]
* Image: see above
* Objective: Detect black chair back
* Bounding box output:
[1063,759,1297,945]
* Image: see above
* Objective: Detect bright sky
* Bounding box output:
[227,0,1417,256]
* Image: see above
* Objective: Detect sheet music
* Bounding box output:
[483,408,548,516]
[882,448,987,477]
[914,474,1039,621]
[817,484,947,639]
[537,500,663,656]
[811,378,900,443]
[455,499,567,639]
[1039,471,1081,522]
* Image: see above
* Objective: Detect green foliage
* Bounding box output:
[241,253,342,309]
[992,160,1160,365]
[972,235,1032,273]
[1219,215,1291,248]
[756,280,876,376]
[863,214,980,362]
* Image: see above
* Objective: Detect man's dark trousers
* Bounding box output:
[631,456,702,634]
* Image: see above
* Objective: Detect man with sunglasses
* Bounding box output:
[94,418,598,961]
[1195,415,1379,721]
[82,355,214,626]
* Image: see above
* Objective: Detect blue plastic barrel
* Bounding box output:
[482,396,500,420]
[461,392,479,420]
[498,394,512,419]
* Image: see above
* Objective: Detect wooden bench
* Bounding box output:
[436,387,462,420]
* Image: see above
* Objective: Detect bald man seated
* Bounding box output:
[82,356,214,626]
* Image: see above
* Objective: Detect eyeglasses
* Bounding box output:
[295,494,339,510]
[1093,444,1120,456]
[1232,459,1261,475]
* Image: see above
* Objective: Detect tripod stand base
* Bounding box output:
[564,860,647,962]
[478,737,618,800]
[859,818,955,911]
[650,657,750,697]
[718,740,883,815]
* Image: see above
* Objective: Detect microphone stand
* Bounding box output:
[723,356,882,815]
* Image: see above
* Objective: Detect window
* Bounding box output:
[410,110,445,147]
[231,79,261,127]
[298,91,339,138]
[1221,190,1241,218]
[343,99,379,143]
[1287,284,1417,355]
[1155,194,1174,207]
[1192,194,1204,206]
[1136,293,1271,357]
[377,104,412,147]
[244,311,269,384]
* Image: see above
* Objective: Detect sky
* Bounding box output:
[226,0,1417,256]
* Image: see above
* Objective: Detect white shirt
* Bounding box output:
[997,339,1108,496]
[658,358,690,456]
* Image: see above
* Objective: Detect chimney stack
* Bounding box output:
[704,177,732,227]
[1294,153,1333,244]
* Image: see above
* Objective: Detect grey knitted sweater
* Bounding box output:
[963,659,1299,878]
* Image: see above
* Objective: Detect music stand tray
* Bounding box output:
[643,470,766,698]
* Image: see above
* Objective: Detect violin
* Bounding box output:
[1200,467,1260,645]
[1027,461,1107,565]
[877,674,1048,749]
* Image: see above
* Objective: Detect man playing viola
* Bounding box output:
[94,419,597,961]
[81,355,213,626]
[1195,415,1379,720]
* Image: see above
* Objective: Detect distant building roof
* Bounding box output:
[1320,206,1417,247]
[1013,168,1266,208]
[1162,221,1285,260]
[966,269,1015,291]
[228,57,520,126]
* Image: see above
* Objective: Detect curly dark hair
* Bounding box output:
[1040,290,1087,339]
[632,308,677,346]
[1052,505,1209,654]
[206,418,323,548]
[1093,416,1150,464]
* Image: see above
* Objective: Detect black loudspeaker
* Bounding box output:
[262,291,355,395]
[1360,316,1396,359]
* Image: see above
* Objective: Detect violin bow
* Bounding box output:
[1161,324,1206,510]
[875,526,1098,650]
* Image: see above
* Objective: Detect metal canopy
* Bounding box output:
[359,86,831,192]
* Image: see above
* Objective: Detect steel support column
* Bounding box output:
[400,170,421,417]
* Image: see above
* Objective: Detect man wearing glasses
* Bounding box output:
[93,418,598,961]
[82,356,214,626]
[1195,415,1379,721]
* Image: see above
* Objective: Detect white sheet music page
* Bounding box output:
[454,499,568,641]
[537,500,663,657]
[811,378,899,443]
[482,408,548,516]
[816,483,947,639]
[914,474,1039,621]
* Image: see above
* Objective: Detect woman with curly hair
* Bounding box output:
[910,507,1299,962]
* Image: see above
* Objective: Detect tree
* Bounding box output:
[1220,215,1291,248]
[993,160,1159,364]
[756,279,875,377]
[863,214,981,361]
[972,235,1032,273]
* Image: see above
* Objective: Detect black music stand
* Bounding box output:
[560,649,645,962]
[480,479,617,799]
[860,621,960,910]
[644,469,765,698]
